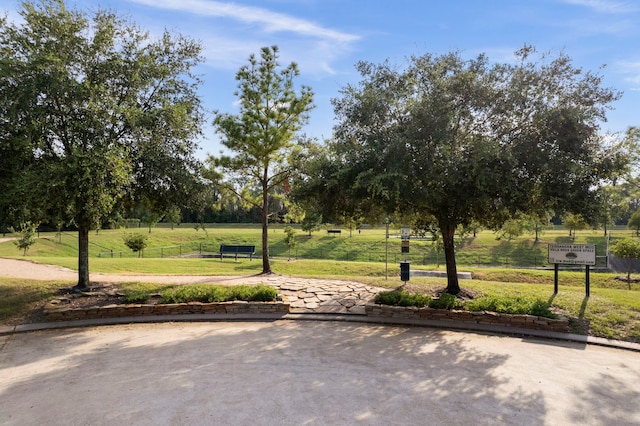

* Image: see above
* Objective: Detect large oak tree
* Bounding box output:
[0,0,205,289]
[299,47,626,294]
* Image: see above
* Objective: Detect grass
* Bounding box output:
[3,223,629,266]
[1,225,639,342]
[0,278,72,324]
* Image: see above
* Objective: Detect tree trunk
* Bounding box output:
[441,222,460,295]
[261,180,272,274]
[76,223,90,290]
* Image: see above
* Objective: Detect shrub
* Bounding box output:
[465,295,556,318]
[123,233,147,257]
[11,221,39,256]
[245,285,278,301]
[159,284,277,304]
[123,290,152,303]
[375,290,431,307]
[429,292,461,310]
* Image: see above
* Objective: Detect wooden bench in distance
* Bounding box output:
[327,229,341,236]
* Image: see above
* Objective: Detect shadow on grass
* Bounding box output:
[579,296,589,319]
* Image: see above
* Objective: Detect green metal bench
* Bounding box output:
[219,244,256,261]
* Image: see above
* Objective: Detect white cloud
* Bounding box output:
[128,0,360,44]
[126,0,361,77]
[616,60,640,87]
[562,0,640,14]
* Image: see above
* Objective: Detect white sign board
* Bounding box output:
[548,244,596,265]
[401,226,411,240]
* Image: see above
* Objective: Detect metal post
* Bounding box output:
[554,263,559,294]
[385,221,389,280]
[586,265,590,297]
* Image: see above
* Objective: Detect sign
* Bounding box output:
[401,226,411,240]
[401,240,410,253]
[548,244,596,265]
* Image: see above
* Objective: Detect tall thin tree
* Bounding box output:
[211,46,314,274]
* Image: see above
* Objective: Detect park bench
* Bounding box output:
[327,229,341,236]
[219,244,256,261]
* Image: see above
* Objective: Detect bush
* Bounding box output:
[244,285,279,301]
[123,290,152,303]
[159,284,277,304]
[11,221,39,256]
[375,290,431,307]
[123,233,147,257]
[429,292,461,310]
[465,295,556,318]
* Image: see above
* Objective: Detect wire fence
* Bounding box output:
[97,243,611,269]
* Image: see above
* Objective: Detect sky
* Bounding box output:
[3,0,640,158]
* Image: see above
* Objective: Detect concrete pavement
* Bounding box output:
[2,258,640,424]
[1,321,639,425]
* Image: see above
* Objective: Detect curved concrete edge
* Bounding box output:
[2,312,639,353]
[0,313,287,335]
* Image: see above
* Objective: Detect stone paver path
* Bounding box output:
[258,276,384,314]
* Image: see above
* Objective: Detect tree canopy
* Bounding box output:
[297,46,627,294]
[210,45,314,274]
[0,0,205,289]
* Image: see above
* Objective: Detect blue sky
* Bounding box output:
[4,0,640,158]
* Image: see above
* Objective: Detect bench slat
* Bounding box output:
[219,245,256,254]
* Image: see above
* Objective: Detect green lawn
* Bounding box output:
[2,223,635,266]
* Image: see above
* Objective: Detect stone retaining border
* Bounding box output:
[45,301,289,321]
[365,304,569,333]
[44,300,569,333]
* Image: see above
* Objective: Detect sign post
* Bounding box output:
[400,226,410,281]
[548,244,596,296]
